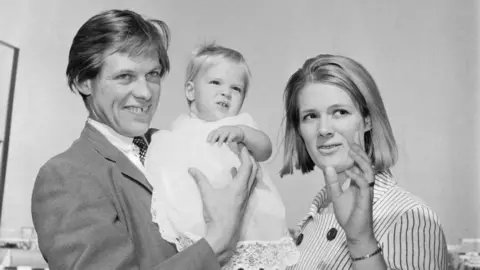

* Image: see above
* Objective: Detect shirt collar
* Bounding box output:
[87,118,136,153]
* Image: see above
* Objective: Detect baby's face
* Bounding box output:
[188,60,247,121]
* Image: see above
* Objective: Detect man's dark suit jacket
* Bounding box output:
[31,123,221,270]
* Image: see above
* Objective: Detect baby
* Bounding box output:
[145,44,298,270]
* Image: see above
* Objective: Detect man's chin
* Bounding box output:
[118,123,150,137]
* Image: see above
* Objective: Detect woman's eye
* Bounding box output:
[333,109,350,117]
[302,113,317,121]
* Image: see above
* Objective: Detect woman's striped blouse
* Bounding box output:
[287,171,448,270]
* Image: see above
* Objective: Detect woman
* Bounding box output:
[281,54,448,269]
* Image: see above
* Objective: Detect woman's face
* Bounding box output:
[297,83,370,172]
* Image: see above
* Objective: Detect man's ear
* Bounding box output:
[364,115,372,131]
[77,80,93,96]
[185,81,195,102]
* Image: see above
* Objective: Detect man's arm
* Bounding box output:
[238,125,272,162]
[31,162,221,270]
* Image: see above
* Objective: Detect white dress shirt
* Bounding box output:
[87,118,148,177]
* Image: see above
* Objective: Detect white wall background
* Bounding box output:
[0,0,478,244]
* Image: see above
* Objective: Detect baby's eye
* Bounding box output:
[210,80,220,85]
[232,86,242,92]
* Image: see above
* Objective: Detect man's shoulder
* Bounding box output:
[34,136,109,189]
[41,136,93,168]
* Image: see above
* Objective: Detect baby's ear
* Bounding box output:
[185,81,195,102]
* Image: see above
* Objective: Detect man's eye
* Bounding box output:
[116,74,133,80]
[149,71,161,77]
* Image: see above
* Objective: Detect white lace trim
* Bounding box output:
[174,235,299,270]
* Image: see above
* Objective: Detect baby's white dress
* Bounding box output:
[145,113,299,270]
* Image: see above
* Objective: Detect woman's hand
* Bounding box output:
[323,143,377,252]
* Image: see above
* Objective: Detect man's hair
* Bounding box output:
[66,9,170,100]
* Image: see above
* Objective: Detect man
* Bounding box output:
[31,9,257,270]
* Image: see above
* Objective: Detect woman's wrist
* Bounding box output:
[346,236,379,258]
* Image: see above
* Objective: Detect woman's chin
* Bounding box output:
[319,160,354,174]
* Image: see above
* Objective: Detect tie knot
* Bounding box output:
[133,136,148,165]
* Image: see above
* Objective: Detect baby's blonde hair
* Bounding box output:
[185,43,251,105]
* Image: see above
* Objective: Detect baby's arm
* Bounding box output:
[238,125,272,162]
[207,125,272,162]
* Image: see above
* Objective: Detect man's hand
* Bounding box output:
[188,145,258,265]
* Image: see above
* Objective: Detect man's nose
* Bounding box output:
[133,79,153,100]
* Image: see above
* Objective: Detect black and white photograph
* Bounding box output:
[0,1,478,269]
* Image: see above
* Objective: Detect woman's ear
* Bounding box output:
[185,81,195,102]
[77,80,93,96]
[364,116,372,131]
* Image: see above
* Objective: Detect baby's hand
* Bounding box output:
[207,125,245,146]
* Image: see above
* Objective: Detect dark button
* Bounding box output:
[326,228,337,241]
[296,233,304,246]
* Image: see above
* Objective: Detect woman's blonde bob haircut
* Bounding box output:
[280,54,397,177]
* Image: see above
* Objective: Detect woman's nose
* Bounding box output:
[317,118,334,138]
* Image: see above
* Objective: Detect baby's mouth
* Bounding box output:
[216,101,230,109]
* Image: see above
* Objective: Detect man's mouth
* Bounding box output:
[125,105,150,114]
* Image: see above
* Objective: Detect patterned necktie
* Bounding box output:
[133,136,148,165]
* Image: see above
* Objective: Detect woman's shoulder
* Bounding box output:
[373,172,444,229]
[375,172,432,210]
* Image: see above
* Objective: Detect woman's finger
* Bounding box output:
[348,147,374,181]
[345,169,372,211]
[324,166,343,199]
[345,169,369,189]
[349,143,370,164]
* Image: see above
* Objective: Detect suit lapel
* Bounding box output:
[81,123,153,193]
[116,150,153,192]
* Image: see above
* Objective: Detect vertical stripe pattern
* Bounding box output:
[287,172,448,270]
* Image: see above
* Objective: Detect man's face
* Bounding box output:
[80,52,163,137]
